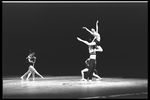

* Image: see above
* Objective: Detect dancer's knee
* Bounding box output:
[81,70,84,73]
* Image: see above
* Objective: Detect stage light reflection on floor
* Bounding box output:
[3,76,147,98]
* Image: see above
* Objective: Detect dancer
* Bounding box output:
[81,57,102,81]
[21,51,44,81]
[82,20,101,45]
[77,37,103,82]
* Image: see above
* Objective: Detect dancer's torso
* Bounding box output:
[28,57,36,66]
[89,46,96,59]
[93,32,100,42]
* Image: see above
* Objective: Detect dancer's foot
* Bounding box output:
[80,78,87,81]
[41,76,44,79]
[20,77,23,80]
[96,78,102,81]
[88,80,92,82]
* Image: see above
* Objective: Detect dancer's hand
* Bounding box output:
[96,78,102,81]
[77,37,82,42]
[82,27,87,29]
[96,20,99,23]
[77,37,80,41]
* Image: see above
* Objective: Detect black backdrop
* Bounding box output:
[2,3,148,78]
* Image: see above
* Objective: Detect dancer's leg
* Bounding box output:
[26,72,31,80]
[29,65,43,79]
[81,68,88,81]
[32,68,44,78]
[94,69,98,75]
[88,59,95,81]
[32,72,35,81]
[21,70,30,80]
[93,72,102,80]
[93,69,102,80]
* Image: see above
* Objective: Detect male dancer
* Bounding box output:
[77,37,103,82]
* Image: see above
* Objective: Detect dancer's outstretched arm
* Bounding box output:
[96,20,99,33]
[77,37,96,46]
[82,27,93,35]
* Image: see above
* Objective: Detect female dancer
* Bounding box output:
[77,37,103,82]
[82,20,101,45]
[21,52,44,81]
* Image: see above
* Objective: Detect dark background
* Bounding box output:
[2,3,148,78]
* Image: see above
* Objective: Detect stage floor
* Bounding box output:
[3,76,148,99]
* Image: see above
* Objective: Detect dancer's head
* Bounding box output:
[91,28,95,33]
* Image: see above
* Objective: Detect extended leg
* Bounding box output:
[93,69,102,80]
[93,72,102,80]
[21,70,30,80]
[33,69,44,78]
[29,66,44,79]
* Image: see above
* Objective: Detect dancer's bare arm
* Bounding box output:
[26,54,32,59]
[85,59,88,64]
[77,37,96,46]
[33,57,36,63]
[96,20,99,33]
[85,58,90,65]
[82,27,93,35]
[95,46,103,52]
[91,37,97,42]
[28,58,34,63]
